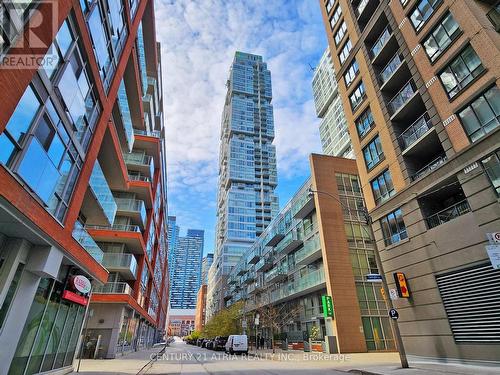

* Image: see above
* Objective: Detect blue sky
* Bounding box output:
[155,0,327,253]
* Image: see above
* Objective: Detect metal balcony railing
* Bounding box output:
[93,282,133,295]
[379,53,403,84]
[370,26,391,59]
[426,200,471,229]
[398,113,432,151]
[388,80,417,115]
[73,221,104,263]
[411,155,447,181]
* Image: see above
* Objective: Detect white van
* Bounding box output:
[225,334,248,354]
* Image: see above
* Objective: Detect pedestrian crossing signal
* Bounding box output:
[394,272,410,298]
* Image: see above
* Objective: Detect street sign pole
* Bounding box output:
[365,211,408,368]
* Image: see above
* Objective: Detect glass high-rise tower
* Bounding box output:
[207,52,279,319]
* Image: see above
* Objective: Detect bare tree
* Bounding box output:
[256,286,301,353]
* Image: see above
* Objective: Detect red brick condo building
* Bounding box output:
[0,0,169,373]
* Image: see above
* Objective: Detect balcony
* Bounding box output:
[73,221,104,263]
[275,230,303,255]
[93,282,133,295]
[114,198,147,228]
[265,230,285,247]
[123,152,155,178]
[228,275,237,284]
[354,0,379,29]
[101,253,138,280]
[237,267,247,276]
[369,26,392,60]
[248,249,260,264]
[295,234,322,266]
[223,289,232,301]
[133,129,161,138]
[398,113,433,152]
[85,224,145,254]
[387,80,418,119]
[264,266,287,284]
[411,155,447,182]
[426,200,471,229]
[379,53,407,91]
[271,268,325,303]
[292,191,315,219]
[81,161,118,226]
[256,255,273,272]
[242,272,256,285]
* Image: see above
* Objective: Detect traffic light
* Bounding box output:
[394,272,410,298]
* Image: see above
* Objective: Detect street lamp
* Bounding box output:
[308,188,409,368]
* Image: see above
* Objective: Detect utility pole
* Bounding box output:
[309,188,409,368]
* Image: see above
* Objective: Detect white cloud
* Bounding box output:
[155,0,326,245]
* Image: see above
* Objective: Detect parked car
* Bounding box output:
[206,339,214,350]
[201,339,210,348]
[225,335,248,354]
[196,338,203,347]
[213,336,228,351]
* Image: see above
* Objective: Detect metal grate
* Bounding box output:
[436,263,500,343]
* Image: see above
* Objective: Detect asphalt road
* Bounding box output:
[145,339,348,374]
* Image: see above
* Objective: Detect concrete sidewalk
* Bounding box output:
[70,347,160,375]
[249,348,499,375]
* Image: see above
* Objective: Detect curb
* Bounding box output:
[347,370,384,375]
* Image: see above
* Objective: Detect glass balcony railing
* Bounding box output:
[370,26,391,59]
[93,282,133,295]
[89,161,117,225]
[133,128,161,138]
[101,253,138,277]
[256,255,273,272]
[271,268,325,302]
[117,80,135,152]
[275,230,302,254]
[380,53,403,84]
[264,266,287,284]
[128,173,151,182]
[398,113,432,151]
[411,155,447,181]
[122,152,155,177]
[115,198,147,226]
[294,234,321,265]
[388,80,417,115]
[73,221,104,263]
[426,200,471,229]
[85,223,142,232]
[356,0,369,17]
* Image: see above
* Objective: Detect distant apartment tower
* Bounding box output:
[312,48,353,158]
[319,0,500,363]
[170,230,204,310]
[167,216,180,285]
[0,0,168,369]
[207,51,279,319]
[201,253,214,285]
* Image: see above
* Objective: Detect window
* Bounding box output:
[371,170,395,205]
[326,0,334,13]
[0,263,24,330]
[400,0,410,6]
[487,4,500,32]
[344,60,359,88]
[380,208,407,245]
[330,6,342,30]
[481,151,500,196]
[423,12,461,62]
[334,21,347,46]
[410,0,443,31]
[339,39,352,65]
[458,86,500,142]
[439,45,484,98]
[363,135,384,170]
[350,82,366,111]
[356,107,374,138]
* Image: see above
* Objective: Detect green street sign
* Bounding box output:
[322,295,334,318]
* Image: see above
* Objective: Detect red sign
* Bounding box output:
[70,275,91,294]
[62,290,88,306]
